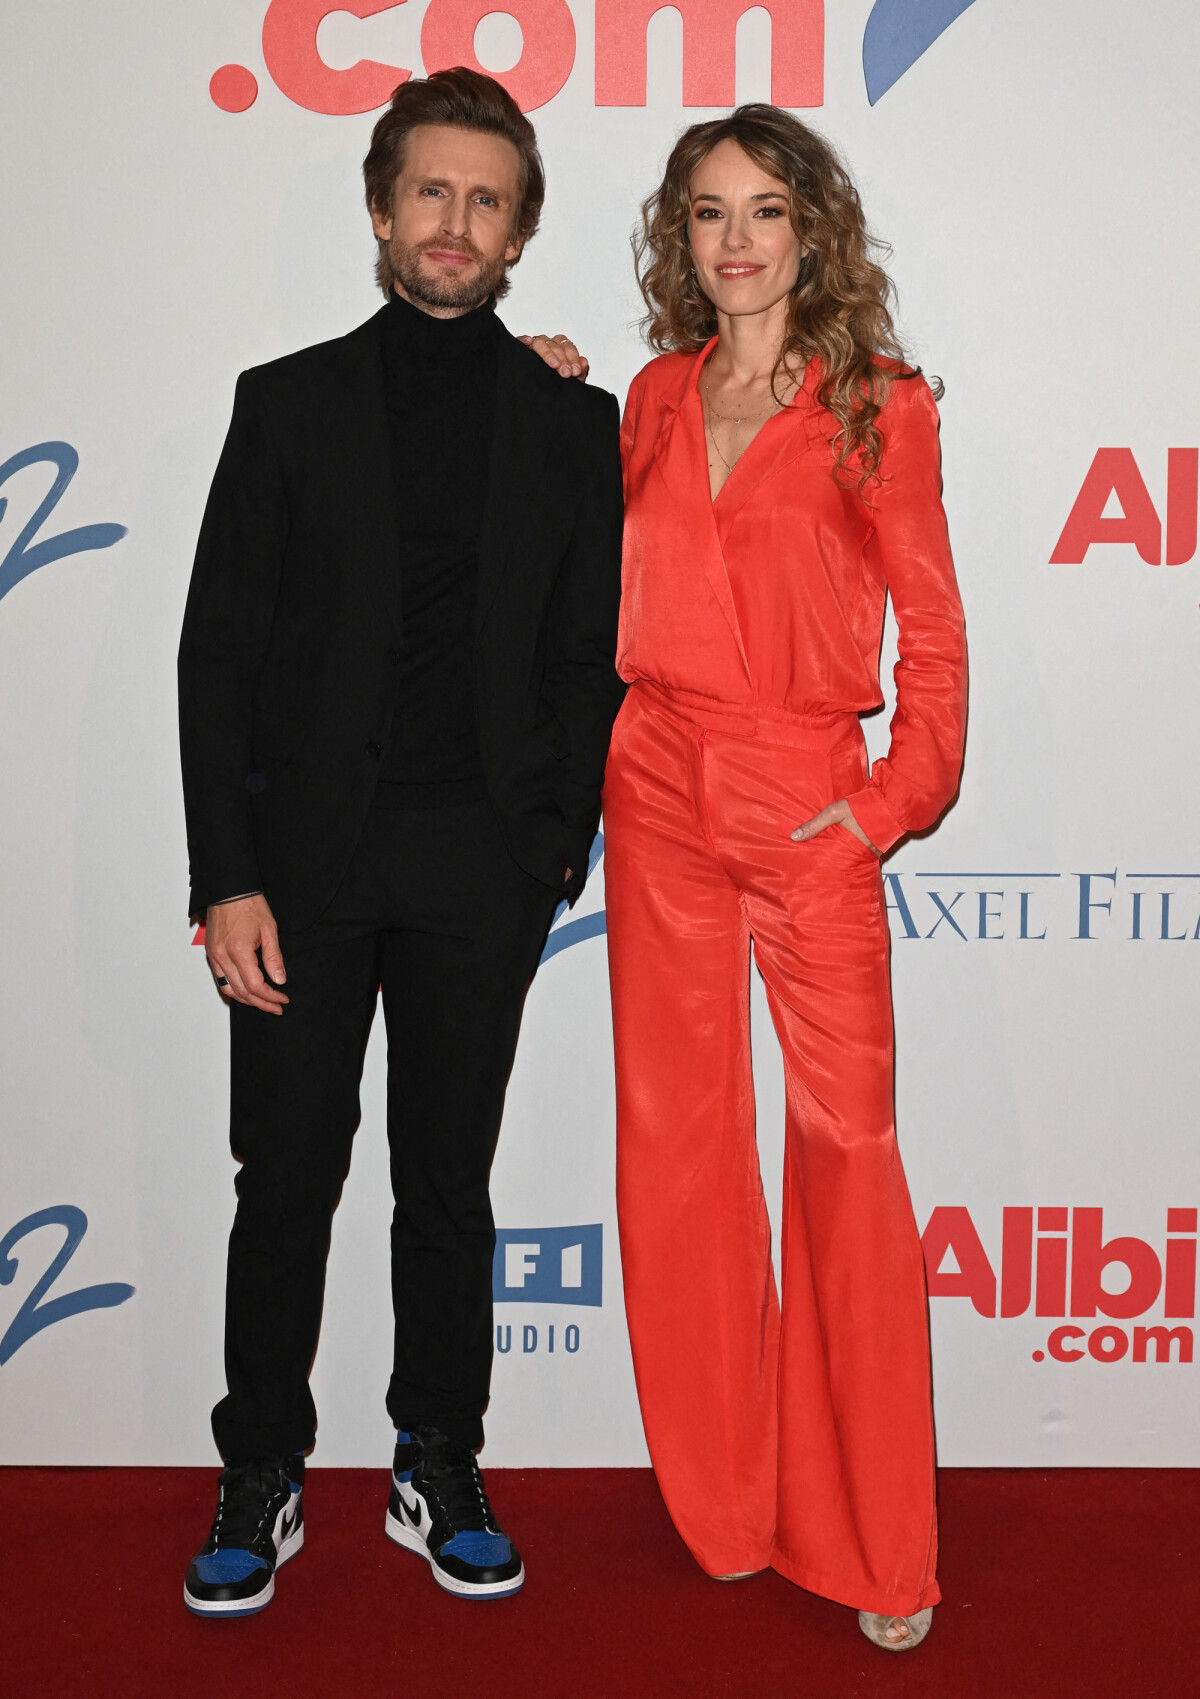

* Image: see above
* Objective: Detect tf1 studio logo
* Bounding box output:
[493,1225,602,1306]
[492,1224,602,1356]
[922,1206,1196,1366]
[207,0,978,118]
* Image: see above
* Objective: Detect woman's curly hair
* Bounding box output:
[635,105,929,490]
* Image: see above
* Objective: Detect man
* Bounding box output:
[178,67,622,1616]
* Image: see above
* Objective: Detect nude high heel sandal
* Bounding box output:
[857,1608,933,1651]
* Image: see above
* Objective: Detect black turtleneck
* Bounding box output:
[378,287,501,794]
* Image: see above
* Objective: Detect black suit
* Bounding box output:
[179,305,624,1458]
[179,306,623,923]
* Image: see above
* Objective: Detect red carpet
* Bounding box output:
[1,1466,1194,1697]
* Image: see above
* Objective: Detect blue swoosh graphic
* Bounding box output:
[541,909,607,962]
[863,0,979,104]
[540,830,607,963]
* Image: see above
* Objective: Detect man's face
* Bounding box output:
[371,123,524,317]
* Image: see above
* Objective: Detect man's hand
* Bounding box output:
[790,798,880,856]
[205,894,289,1015]
[518,333,589,380]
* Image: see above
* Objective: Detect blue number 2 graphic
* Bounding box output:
[0,442,126,605]
[0,1206,135,1366]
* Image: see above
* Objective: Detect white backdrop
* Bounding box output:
[2,0,1198,1469]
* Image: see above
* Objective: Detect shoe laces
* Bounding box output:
[209,1456,295,1550]
[413,1430,496,1534]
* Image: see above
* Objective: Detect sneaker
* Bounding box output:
[184,1454,305,1617]
[385,1427,524,1599]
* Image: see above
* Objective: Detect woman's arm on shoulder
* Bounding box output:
[518,332,589,378]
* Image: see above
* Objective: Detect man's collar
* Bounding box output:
[384,286,499,360]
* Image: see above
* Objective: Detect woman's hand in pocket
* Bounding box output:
[790,798,880,855]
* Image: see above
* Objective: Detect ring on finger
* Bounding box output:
[215,975,229,987]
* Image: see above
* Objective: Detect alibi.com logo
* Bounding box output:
[491,1224,602,1357]
[922,1205,1197,1366]
[207,0,978,117]
[1052,448,1198,567]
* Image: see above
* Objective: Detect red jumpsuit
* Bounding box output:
[603,342,966,1616]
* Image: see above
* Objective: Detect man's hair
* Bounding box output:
[363,68,545,299]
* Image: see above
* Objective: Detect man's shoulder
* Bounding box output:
[504,330,619,429]
[238,309,385,399]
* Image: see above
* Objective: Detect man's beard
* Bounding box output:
[389,234,509,313]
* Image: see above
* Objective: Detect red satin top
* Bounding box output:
[617,340,968,852]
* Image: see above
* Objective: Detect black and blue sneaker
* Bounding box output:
[385,1427,524,1599]
[184,1454,305,1617]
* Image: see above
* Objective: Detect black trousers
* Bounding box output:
[211,790,559,1458]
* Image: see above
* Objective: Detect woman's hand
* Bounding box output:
[790,798,880,855]
[518,333,589,379]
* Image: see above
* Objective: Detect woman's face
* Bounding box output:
[687,138,804,324]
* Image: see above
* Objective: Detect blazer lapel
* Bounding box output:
[325,309,404,641]
[710,357,826,525]
[651,344,749,672]
[475,329,558,632]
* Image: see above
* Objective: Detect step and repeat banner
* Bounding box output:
[2,0,1198,1467]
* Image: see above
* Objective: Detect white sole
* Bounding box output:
[385,1508,525,1599]
[184,1520,304,1617]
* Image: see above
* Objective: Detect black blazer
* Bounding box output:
[178,307,624,927]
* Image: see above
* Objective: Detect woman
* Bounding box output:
[602,106,967,1651]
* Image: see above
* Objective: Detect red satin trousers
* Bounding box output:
[603,684,939,1616]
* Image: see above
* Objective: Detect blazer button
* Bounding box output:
[387,646,400,663]
[365,741,381,759]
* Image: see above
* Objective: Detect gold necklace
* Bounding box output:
[706,421,736,479]
[702,370,783,427]
[702,372,791,479]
